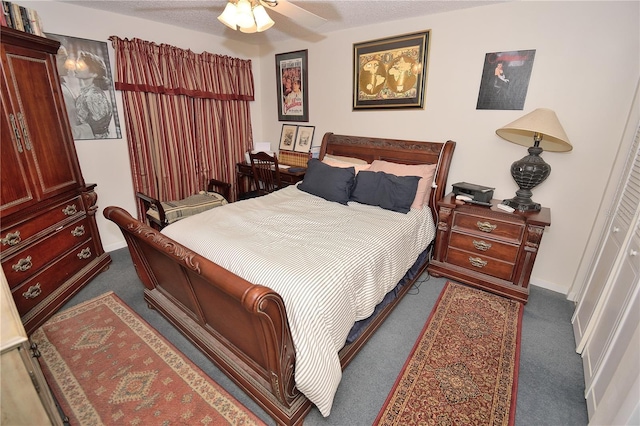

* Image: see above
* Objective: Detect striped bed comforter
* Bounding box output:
[162,184,435,416]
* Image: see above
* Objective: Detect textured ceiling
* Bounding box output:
[62,1,504,43]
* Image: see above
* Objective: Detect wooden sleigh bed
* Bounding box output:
[104,133,455,425]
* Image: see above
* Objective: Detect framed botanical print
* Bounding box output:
[353,31,430,110]
[279,124,298,151]
[294,125,315,153]
[276,50,309,122]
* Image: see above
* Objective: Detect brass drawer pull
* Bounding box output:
[473,240,492,251]
[12,256,32,272]
[477,221,497,233]
[9,113,23,153]
[77,247,92,259]
[469,257,488,268]
[2,231,21,246]
[71,225,85,237]
[23,283,42,299]
[62,204,78,216]
[17,112,32,151]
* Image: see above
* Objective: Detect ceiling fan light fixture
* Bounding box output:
[253,5,275,32]
[239,22,258,33]
[236,0,255,29]
[217,2,238,29]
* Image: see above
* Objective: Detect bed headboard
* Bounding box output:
[318,132,456,217]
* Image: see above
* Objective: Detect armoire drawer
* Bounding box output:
[2,217,91,288]
[1,195,85,255]
[452,211,524,243]
[446,247,515,281]
[449,232,519,263]
[11,239,97,317]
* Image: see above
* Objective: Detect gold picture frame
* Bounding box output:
[353,31,430,110]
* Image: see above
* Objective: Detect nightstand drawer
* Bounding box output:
[452,212,524,243]
[449,232,519,263]
[447,247,515,281]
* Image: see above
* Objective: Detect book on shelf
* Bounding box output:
[1,1,44,36]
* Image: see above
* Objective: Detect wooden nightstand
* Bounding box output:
[427,193,551,303]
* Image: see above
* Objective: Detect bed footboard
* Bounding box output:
[104,206,312,425]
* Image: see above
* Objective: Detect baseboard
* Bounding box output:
[530,277,569,298]
[104,240,128,252]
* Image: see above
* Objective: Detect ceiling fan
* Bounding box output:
[218,0,327,33]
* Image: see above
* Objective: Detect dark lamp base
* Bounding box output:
[503,196,541,212]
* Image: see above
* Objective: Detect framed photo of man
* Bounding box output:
[476,50,536,110]
[276,50,309,122]
[46,33,122,140]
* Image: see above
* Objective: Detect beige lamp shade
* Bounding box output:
[496,108,573,152]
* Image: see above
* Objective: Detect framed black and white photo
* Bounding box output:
[294,125,315,153]
[476,50,536,110]
[46,33,122,140]
[276,50,309,122]
[279,124,298,151]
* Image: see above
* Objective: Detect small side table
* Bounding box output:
[427,193,551,303]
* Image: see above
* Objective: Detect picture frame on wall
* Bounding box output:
[353,31,430,110]
[279,124,298,151]
[45,33,122,140]
[476,50,536,110]
[294,125,315,153]
[276,49,309,122]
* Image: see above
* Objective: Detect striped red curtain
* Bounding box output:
[109,36,254,218]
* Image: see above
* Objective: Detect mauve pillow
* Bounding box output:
[367,160,437,209]
[351,171,420,213]
[298,159,355,205]
[322,157,370,174]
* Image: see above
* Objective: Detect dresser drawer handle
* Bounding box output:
[1,231,21,246]
[469,257,488,268]
[71,225,85,237]
[476,221,497,233]
[22,283,42,299]
[12,256,32,272]
[77,247,92,259]
[472,240,492,251]
[62,204,78,216]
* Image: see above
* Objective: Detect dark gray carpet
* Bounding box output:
[60,248,589,425]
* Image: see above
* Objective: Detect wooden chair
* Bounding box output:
[136,178,231,230]
[240,151,285,199]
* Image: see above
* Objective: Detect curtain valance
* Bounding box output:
[109,36,255,101]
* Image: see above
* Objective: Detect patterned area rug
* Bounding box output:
[31,292,265,426]
[375,282,523,426]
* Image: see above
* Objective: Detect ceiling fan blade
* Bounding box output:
[261,0,328,29]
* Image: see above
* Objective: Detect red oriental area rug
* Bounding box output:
[31,292,265,426]
[375,282,524,426]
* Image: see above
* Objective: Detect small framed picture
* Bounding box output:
[276,49,309,122]
[294,125,315,153]
[279,124,298,151]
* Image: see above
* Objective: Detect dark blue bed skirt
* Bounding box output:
[345,243,432,344]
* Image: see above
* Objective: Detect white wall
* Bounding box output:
[28,1,639,296]
[256,1,640,295]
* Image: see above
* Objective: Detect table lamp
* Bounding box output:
[496,108,572,211]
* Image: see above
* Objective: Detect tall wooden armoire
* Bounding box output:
[1,27,111,334]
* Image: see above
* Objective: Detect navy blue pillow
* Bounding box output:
[351,170,420,213]
[298,159,355,205]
